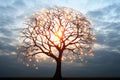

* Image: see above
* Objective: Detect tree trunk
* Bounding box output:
[52,60,62,80]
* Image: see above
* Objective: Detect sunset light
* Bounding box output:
[19,7,95,79]
[0,0,120,78]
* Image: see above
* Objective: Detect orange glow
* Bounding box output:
[62,56,66,61]
[54,27,64,41]
[50,26,64,45]
[55,27,63,39]
[52,60,55,63]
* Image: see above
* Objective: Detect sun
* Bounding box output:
[52,26,64,44]
[55,27,63,39]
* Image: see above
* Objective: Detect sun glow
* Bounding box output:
[28,27,64,61]
[55,27,63,38]
[19,7,95,67]
[54,27,64,42]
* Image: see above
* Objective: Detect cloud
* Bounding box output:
[93,43,110,51]
[12,0,26,8]
[0,15,15,27]
[0,28,13,36]
[82,3,120,77]
[87,3,120,53]
[0,28,18,55]
[0,37,17,55]
[0,0,32,55]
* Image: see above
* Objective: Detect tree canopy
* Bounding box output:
[18,7,95,68]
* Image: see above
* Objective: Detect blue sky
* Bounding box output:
[0,0,120,77]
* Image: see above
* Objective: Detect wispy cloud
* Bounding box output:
[87,3,120,55]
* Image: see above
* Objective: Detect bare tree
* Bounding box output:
[18,7,95,79]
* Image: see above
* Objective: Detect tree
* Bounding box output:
[18,7,95,79]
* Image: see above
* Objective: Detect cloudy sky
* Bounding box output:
[0,0,120,78]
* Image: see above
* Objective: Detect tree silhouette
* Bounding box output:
[18,7,95,79]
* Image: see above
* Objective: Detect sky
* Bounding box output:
[0,0,120,78]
